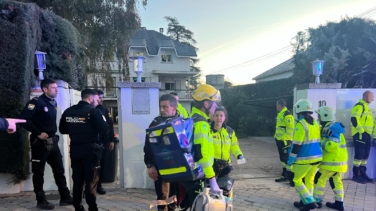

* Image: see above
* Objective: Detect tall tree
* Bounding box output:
[291,17,376,87]
[164,16,201,88]
[20,0,147,83]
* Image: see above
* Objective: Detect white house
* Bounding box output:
[128,29,197,111]
[253,58,294,83]
[86,28,198,118]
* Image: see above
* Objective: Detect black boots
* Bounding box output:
[352,166,367,184]
[97,185,106,195]
[37,200,55,210]
[275,168,288,182]
[326,201,344,211]
[299,202,318,211]
[359,166,374,183]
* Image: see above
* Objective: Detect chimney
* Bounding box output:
[141,27,146,30]
[159,28,164,34]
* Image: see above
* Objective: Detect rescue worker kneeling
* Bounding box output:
[144,94,180,211]
[211,106,245,178]
[59,89,110,211]
[286,99,322,211]
[313,106,347,211]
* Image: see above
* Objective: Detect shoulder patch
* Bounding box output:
[27,104,35,110]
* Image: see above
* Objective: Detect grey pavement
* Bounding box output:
[0,178,374,211]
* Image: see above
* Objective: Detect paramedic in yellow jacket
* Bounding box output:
[286,99,322,211]
[179,84,221,209]
[351,90,374,184]
[211,106,245,178]
[274,99,295,184]
[311,106,347,211]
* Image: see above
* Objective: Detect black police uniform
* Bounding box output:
[59,101,109,211]
[96,104,115,192]
[19,94,72,206]
[0,118,9,131]
[144,114,179,211]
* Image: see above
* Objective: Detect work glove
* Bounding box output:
[209,177,221,193]
[285,165,294,181]
[237,155,246,165]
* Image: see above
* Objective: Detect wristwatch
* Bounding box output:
[146,163,153,168]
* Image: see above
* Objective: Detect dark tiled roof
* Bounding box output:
[253,58,295,80]
[130,29,197,57]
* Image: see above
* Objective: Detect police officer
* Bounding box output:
[351,90,374,183]
[59,89,109,211]
[93,89,115,195]
[144,94,180,211]
[19,78,73,210]
[170,92,189,118]
[274,99,294,186]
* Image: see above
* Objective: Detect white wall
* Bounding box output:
[118,84,160,189]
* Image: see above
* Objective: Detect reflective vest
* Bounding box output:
[319,122,348,173]
[291,119,322,164]
[177,103,189,118]
[274,107,294,141]
[191,107,215,179]
[212,125,242,162]
[351,99,374,136]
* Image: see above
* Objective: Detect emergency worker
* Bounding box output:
[19,78,72,210]
[312,106,347,211]
[286,99,322,211]
[94,89,115,195]
[351,90,374,183]
[170,92,189,118]
[59,89,109,211]
[274,99,294,186]
[144,94,179,211]
[180,84,221,209]
[211,106,245,178]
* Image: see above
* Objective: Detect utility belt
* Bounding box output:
[32,135,59,151]
[214,159,229,170]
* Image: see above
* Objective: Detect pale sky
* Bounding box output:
[138,0,376,85]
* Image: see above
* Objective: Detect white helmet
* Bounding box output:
[315,106,335,122]
[294,99,313,114]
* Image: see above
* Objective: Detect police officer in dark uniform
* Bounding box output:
[19,78,73,210]
[59,89,109,211]
[93,89,115,195]
[144,94,180,211]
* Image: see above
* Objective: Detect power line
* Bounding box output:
[206,45,292,75]
[204,6,376,76]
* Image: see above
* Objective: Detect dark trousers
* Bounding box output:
[155,176,177,211]
[275,139,291,165]
[179,179,203,209]
[30,136,70,202]
[98,142,108,187]
[353,132,371,166]
[71,150,99,211]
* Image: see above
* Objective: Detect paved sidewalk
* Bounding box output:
[0,178,374,211]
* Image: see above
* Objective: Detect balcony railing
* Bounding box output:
[85,86,116,98]
[159,89,193,99]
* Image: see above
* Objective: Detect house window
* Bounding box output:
[133,77,145,82]
[165,82,175,90]
[161,55,172,63]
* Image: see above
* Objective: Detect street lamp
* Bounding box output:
[35,51,47,80]
[130,56,145,82]
[311,59,325,83]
